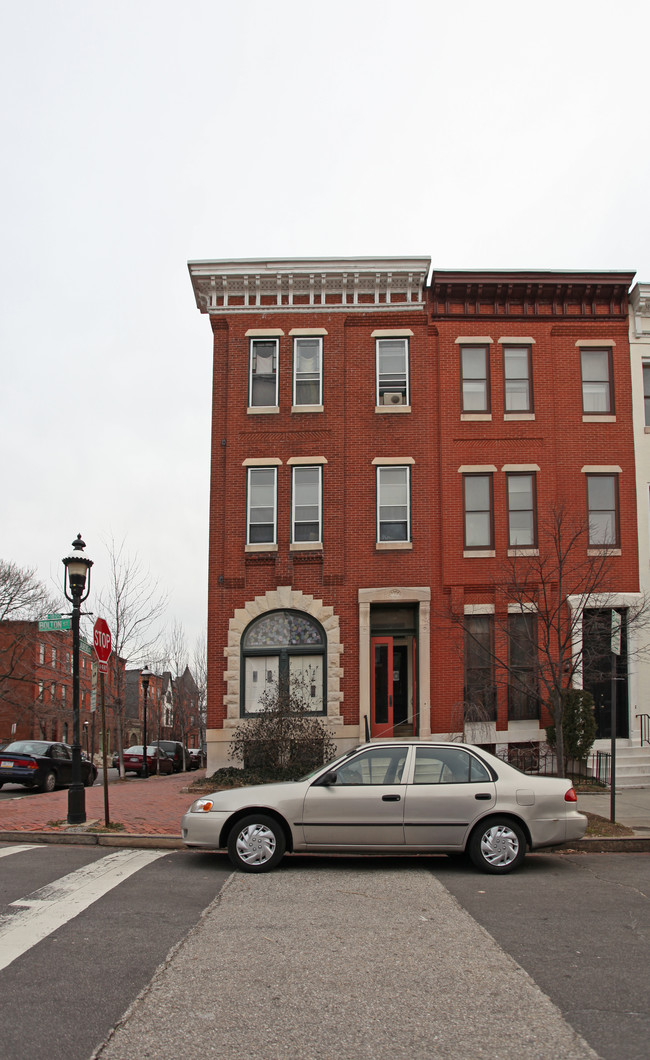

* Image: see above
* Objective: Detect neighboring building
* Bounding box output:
[189,258,640,772]
[0,620,125,757]
[628,283,650,777]
[124,668,165,747]
[122,666,201,751]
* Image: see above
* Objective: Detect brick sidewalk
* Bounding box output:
[0,769,205,835]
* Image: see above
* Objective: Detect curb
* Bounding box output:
[0,830,184,849]
[1,831,649,853]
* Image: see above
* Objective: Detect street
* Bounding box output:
[0,845,647,1060]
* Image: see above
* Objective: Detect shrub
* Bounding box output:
[229,674,337,778]
[546,689,597,770]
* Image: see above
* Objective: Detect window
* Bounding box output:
[581,348,613,414]
[503,346,532,412]
[241,610,326,716]
[38,680,44,700]
[249,338,279,407]
[376,338,409,406]
[464,616,496,720]
[644,364,650,426]
[39,643,45,664]
[463,474,492,549]
[293,337,322,406]
[247,467,277,545]
[52,647,57,668]
[461,345,489,412]
[377,466,410,542]
[587,474,618,547]
[292,466,322,543]
[507,473,536,547]
[508,613,539,720]
[333,746,407,785]
[413,746,491,784]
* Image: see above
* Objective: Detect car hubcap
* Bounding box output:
[236,824,276,866]
[480,824,519,867]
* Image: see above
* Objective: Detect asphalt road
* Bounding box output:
[0,846,648,1060]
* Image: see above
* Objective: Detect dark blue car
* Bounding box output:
[0,740,97,793]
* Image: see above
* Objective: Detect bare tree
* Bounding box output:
[192,630,207,753]
[95,537,167,774]
[448,506,645,777]
[0,559,60,621]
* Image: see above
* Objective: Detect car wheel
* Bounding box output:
[227,814,286,873]
[41,771,56,794]
[84,771,94,787]
[468,818,526,874]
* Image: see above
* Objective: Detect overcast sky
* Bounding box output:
[2,0,650,661]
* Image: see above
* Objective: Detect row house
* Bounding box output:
[122,667,202,751]
[0,619,126,757]
[188,258,638,772]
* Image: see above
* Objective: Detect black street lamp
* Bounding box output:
[141,665,153,779]
[62,533,93,825]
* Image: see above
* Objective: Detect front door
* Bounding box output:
[371,636,413,737]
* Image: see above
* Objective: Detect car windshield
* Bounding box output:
[3,741,50,755]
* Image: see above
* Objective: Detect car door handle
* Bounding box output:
[382,794,401,802]
[475,793,492,800]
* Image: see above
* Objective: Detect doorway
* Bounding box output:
[370,613,417,739]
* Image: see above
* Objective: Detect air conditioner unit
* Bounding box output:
[382,391,405,405]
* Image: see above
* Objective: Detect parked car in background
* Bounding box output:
[187,747,204,769]
[111,751,120,769]
[157,740,190,772]
[122,745,174,777]
[0,740,98,793]
[181,741,587,875]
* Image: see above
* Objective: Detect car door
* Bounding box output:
[403,746,496,848]
[301,745,410,848]
[51,744,73,785]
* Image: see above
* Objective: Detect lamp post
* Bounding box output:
[141,665,153,779]
[62,534,93,825]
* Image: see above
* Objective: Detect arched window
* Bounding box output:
[241,610,326,716]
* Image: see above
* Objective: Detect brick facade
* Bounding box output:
[190,259,638,772]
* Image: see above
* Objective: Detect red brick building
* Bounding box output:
[189,258,638,771]
[0,619,127,759]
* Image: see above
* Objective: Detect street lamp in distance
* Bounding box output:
[141,665,153,779]
[62,533,93,825]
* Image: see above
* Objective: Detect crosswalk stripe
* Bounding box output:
[0,845,44,859]
[0,848,169,972]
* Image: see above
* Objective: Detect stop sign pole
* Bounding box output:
[93,618,112,826]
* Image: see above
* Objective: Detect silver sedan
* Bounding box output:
[181,741,587,875]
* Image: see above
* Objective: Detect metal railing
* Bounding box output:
[496,746,611,788]
[636,713,650,747]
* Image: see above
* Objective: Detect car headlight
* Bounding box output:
[190,798,214,813]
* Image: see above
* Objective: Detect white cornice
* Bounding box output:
[188,257,431,315]
[630,282,650,338]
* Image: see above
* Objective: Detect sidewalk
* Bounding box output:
[0,769,201,844]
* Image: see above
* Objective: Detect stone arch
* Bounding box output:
[223,586,343,727]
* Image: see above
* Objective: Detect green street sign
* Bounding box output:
[38,614,72,632]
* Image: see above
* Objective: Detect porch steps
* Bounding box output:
[612,746,650,789]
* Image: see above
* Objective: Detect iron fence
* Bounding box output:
[495,745,610,788]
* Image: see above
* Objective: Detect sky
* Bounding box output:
[2,0,650,660]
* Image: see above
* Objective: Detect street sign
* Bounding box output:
[38,613,71,632]
[93,617,112,674]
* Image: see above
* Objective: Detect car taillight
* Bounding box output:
[564,786,578,802]
[14,759,38,770]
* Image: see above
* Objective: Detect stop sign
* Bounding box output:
[93,617,112,673]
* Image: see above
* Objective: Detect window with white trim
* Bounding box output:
[377,466,410,542]
[293,337,322,406]
[503,346,532,412]
[241,610,326,716]
[587,473,618,546]
[292,466,322,543]
[376,338,409,406]
[643,363,650,426]
[507,472,536,547]
[246,467,277,545]
[463,473,493,549]
[249,338,279,408]
[461,345,490,412]
[581,348,613,414]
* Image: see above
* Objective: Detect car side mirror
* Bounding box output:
[321,771,337,786]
